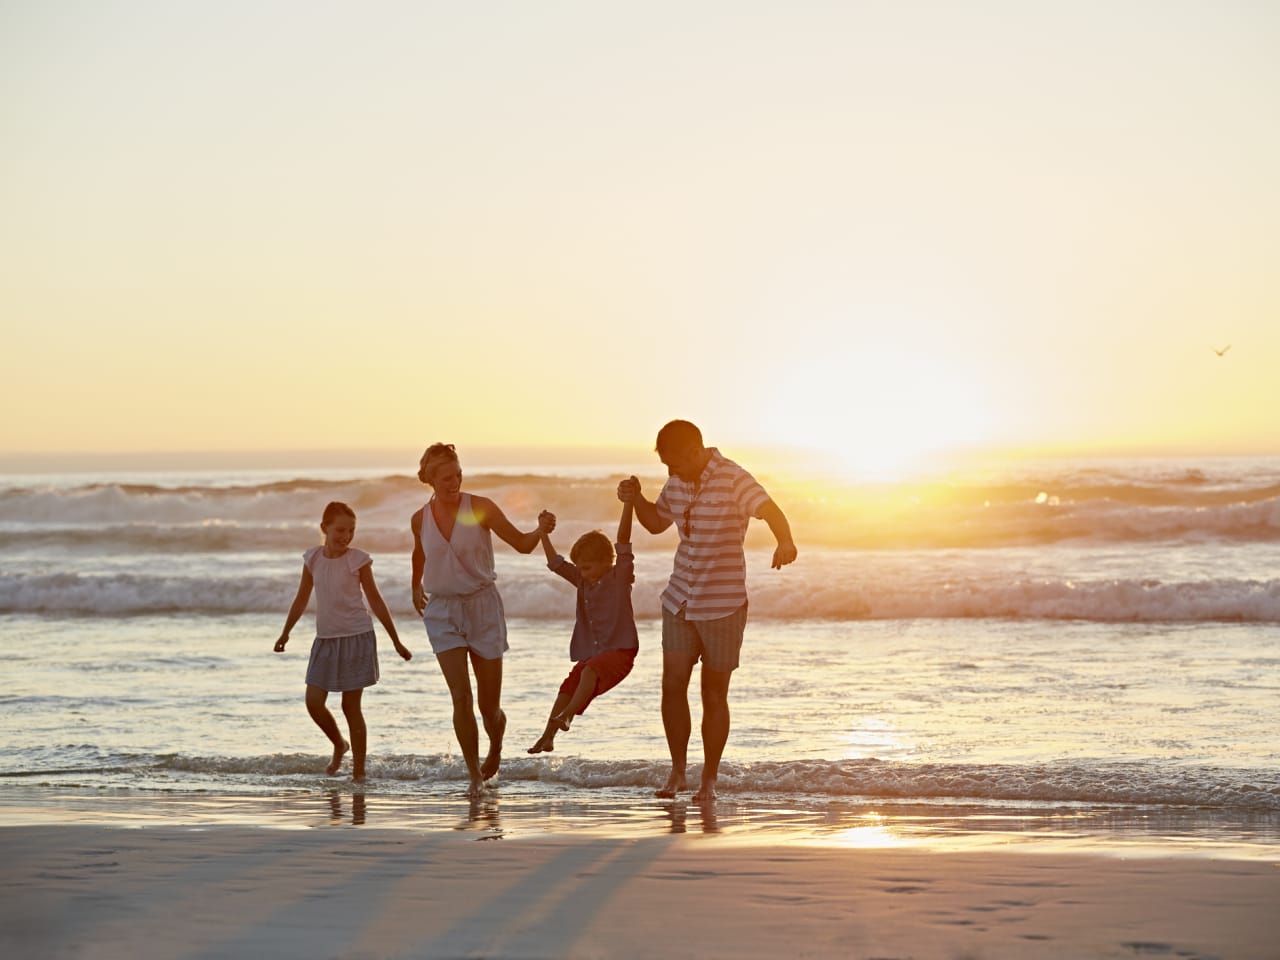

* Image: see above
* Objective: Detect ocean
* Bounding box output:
[2,453,1278,850]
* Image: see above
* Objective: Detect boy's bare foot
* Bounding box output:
[326,740,350,776]
[693,779,718,803]
[352,773,367,785]
[655,770,687,798]
[481,710,506,780]
[527,732,556,754]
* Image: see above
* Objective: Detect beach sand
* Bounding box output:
[3,811,1278,960]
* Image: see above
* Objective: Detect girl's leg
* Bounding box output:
[553,666,599,731]
[436,648,483,797]
[527,691,572,754]
[305,684,349,775]
[470,651,505,781]
[341,688,367,782]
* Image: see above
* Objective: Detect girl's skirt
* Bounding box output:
[305,630,379,691]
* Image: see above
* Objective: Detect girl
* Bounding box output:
[275,501,411,783]
[410,442,545,798]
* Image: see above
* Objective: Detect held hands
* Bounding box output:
[617,476,640,503]
[771,540,798,570]
[537,510,557,535]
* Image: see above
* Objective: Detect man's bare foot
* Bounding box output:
[481,710,506,780]
[527,732,556,754]
[692,779,718,803]
[655,770,687,798]
[352,773,367,785]
[326,740,349,776]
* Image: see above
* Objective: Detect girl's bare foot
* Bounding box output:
[527,732,556,754]
[692,779,718,803]
[481,710,506,780]
[655,770,687,798]
[326,740,350,776]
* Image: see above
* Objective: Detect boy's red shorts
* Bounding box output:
[558,647,638,714]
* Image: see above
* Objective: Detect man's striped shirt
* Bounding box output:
[654,448,771,620]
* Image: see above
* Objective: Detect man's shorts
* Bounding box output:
[422,583,509,660]
[558,647,638,715]
[661,603,748,672]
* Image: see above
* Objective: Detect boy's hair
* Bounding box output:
[420,442,459,483]
[570,530,614,565]
[321,501,356,526]
[656,419,703,454]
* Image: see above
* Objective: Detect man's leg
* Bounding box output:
[657,651,696,797]
[694,667,733,802]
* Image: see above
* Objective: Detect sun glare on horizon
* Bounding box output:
[758,347,996,482]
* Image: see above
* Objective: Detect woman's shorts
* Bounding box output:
[306,630,379,691]
[558,647,638,715]
[422,583,509,660]
[661,603,748,672]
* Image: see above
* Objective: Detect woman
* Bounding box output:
[411,443,546,797]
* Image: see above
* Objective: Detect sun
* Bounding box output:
[758,347,994,481]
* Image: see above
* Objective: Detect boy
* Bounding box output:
[527,499,638,753]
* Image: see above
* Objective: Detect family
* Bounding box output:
[274,420,798,801]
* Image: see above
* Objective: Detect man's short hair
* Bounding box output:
[656,419,703,454]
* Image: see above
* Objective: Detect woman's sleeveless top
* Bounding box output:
[419,493,497,596]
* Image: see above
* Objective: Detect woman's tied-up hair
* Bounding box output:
[419,442,460,485]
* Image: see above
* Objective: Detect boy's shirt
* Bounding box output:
[548,543,639,660]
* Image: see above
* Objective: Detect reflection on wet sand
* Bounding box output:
[660,799,719,835]
[324,790,366,826]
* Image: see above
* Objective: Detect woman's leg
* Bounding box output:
[436,648,483,797]
[305,684,348,775]
[341,688,367,782]
[470,651,505,781]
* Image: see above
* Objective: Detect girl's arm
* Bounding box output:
[274,566,314,651]
[474,495,541,554]
[359,565,412,661]
[410,508,427,615]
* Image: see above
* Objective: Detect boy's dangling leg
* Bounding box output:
[528,692,572,753]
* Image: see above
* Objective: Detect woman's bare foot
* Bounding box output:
[655,770,687,798]
[527,732,556,754]
[326,740,350,776]
[552,711,572,732]
[466,775,484,799]
[481,710,506,780]
[692,779,718,803]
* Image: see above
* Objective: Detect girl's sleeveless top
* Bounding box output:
[419,493,497,596]
[303,546,374,638]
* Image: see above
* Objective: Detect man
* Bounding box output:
[618,420,797,801]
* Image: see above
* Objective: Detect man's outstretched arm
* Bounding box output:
[758,499,797,569]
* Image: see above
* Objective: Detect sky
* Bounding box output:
[2,1,1277,474]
